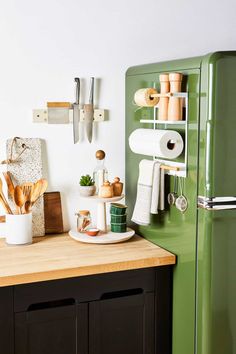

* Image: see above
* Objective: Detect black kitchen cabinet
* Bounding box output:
[89,291,155,354]
[0,287,14,354]
[15,302,88,354]
[0,267,172,354]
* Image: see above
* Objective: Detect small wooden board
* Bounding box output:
[44,192,64,234]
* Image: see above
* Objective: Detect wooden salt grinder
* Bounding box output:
[168,73,183,121]
[158,74,170,121]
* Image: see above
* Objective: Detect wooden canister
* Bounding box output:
[99,181,114,198]
[168,73,183,121]
[112,177,123,196]
[158,74,170,121]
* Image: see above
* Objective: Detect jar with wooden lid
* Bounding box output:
[76,210,91,232]
[98,181,114,198]
[93,150,108,195]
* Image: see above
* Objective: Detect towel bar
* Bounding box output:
[160,165,179,171]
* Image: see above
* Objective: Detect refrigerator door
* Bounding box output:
[197,208,236,354]
[126,59,201,354]
[197,52,236,354]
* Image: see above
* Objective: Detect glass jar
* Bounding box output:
[76,210,91,232]
[93,150,108,195]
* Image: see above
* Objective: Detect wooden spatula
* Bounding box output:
[2,172,15,199]
[25,179,48,213]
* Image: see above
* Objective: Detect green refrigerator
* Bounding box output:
[125,52,236,354]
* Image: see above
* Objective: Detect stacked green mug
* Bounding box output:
[110,203,127,233]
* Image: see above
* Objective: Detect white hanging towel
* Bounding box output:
[131,159,164,226]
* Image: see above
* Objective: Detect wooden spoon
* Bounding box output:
[0,178,13,214]
[25,179,48,213]
[14,186,26,214]
[2,172,15,199]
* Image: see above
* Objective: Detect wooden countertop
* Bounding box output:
[0,234,176,287]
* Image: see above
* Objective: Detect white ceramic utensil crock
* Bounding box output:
[6,213,32,245]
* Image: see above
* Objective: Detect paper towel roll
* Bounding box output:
[134,88,159,107]
[129,129,184,159]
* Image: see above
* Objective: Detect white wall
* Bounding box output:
[0,0,235,232]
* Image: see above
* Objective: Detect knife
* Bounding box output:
[73,78,80,144]
[84,77,94,143]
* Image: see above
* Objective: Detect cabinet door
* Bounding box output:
[89,292,154,354]
[15,302,88,354]
[0,287,14,354]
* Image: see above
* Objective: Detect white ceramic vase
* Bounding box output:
[79,185,96,197]
[5,213,32,245]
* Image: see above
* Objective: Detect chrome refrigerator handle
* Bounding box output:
[198,196,236,210]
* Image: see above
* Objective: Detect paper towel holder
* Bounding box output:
[138,91,188,177]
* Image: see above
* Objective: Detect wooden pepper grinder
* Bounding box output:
[112,177,123,196]
[158,74,170,121]
[168,73,183,121]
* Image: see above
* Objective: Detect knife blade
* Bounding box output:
[73,77,80,144]
[84,77,94,143]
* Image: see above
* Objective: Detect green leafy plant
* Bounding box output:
[79,175,95,186]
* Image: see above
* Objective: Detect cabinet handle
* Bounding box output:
[27,298,75,311]
[100,288,143,300]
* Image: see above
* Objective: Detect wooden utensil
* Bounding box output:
[21,182,34,213]
[25,179,48,213]
[2,172,15,199]
[14,186,26,214]
[21,182,34,199]
[44,192,64,234]
[0,178,13,214]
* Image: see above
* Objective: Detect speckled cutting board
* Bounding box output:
[6,138,45,236]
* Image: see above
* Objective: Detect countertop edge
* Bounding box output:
[0,255,176,287]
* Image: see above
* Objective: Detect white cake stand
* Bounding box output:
[69,227,135,244]
[82,194,125,232]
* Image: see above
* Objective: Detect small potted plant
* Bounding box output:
[79,175,95,197]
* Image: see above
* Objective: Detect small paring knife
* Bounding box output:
[73,78,80,144]
[84,77,94,143]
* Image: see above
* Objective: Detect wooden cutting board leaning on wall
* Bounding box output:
[44,192,64,234]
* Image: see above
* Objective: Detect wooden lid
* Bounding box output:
[96,150,105,160]
[169,72,183,81]
[113,177,120,183]
[78,210,90,216]
[159,74,169,82]
[103,181,111,186]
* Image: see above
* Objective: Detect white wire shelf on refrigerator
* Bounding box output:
[140,120,186,125]
[138,91,188,177]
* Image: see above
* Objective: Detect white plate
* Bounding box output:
[69,227,135,244]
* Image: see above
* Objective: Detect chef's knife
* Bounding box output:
[84,77,94,143]
[73,78,80,144]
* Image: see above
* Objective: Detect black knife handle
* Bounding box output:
[74,78,80,104]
